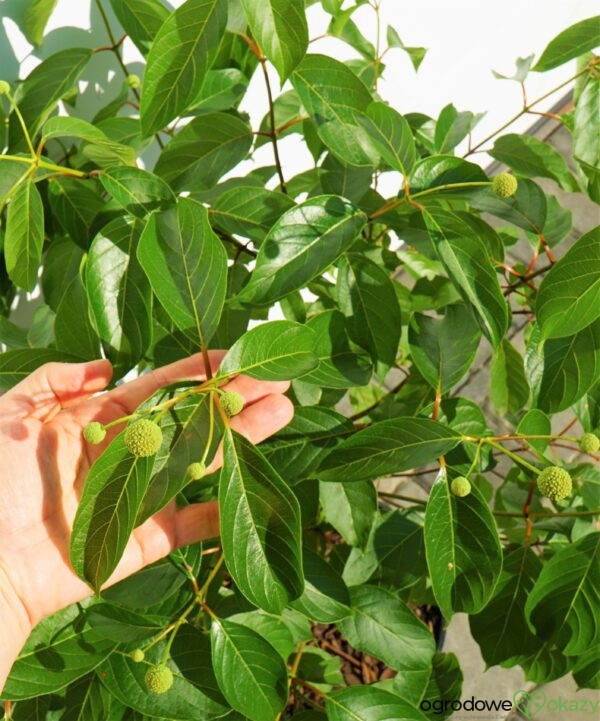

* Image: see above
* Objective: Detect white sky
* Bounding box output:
[3,0,597,184]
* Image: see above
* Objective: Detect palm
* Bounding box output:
[0,353,292,629]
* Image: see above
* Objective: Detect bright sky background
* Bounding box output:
[2,0,597,184]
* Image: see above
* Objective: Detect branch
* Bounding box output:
[259,57,287,194]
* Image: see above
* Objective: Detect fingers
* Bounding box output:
[1,359,113,421]
[206,393,294,472]
[221,375,290,407]
[102,350,227,415]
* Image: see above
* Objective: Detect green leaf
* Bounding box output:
[424,470,503,619]
[87,217,152,376]
[489,338,530,414]
[0,316,28,350]
[466,178,547,234]
[97,633,231,719]
[155,112,252,191]
[219,429,304,613]
[291,54,378,166]
[47,177,105,249]
[262,405,353,482]
[339,585,435,672]
[191,67,249,111]
[26,307,54,349]
[525,532,600,655]
[393,652,462,712]
[228,610,295,661]
[61,673,123,721]
[320,480,376,547]
[23,0,58,46]
[434,103,479,154]
[1,605,115,701]
[297,646,343,686]
[317,418,461,483]
[337,253,402,373]
[109,0,170,56]
[211,617,287,721]
[409,155,487,196]
[301,310,372,388]
[289,546,350,623]
[8,48,92,150]
[490,134,579,192]
[536,226,600,339]
[320,154,373,204]
[210,186,295,243]
[408,303,481,393]
[517,409,552,454]
[235,196,366,306]
[55,272,100,361]
[527,320,600,414]
[5,177,44,292]
[99,166,176,218]
[470,546,542,667]
[357,101,416,175]
[492,55,534,82]
[0,348,84,390]
[326,686,428,721]
[41,116,136,166]
[327,6,375,60]
[386,26,427,71]
[218,320,318,381]
[140,0,228,136]
[533,16,600,71]
[138,197,228,347]
[574,76,600,202]
[70,432,154,592]
[423,208,510,348]
[241,0,308,81]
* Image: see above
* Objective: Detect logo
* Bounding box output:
[513,690,546,718]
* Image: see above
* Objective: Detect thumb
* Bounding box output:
[1,359,113,421]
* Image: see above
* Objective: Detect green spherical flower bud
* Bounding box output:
[0,80,11,95]
[492,173,518,198]
[579,432,600,455]
[125,419,163,457]
[537,466,572,502]
[186,461,206,480]
[450,476,471,497]
[220,391,244,417]
[83,421,106,445]
[126,73,140,89]
[144,664,173,695]
[130,648,145,663]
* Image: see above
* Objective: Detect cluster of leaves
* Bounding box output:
[1,1,600,719]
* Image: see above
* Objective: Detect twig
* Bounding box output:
[259,57,287,193]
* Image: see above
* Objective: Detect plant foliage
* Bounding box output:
[0,2,599,718]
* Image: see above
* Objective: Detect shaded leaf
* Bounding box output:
[357,101,416,175]
[5,178,44,291]
[155,112,252,191]
[320,480,376,548]
[109,0,170,56]
[99,167,176,218]
[23,0,57,46]
[0,348,84,390]
[490,338,530,415]
[290,546,350,623]
[326,686,428,721]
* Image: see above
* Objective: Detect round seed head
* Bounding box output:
[537,466,572,502]
[124,419,163,457]
[83,422,106,445]
[131,648,145,663]
[492,173,518,197]
[144,664,173,694]
[450,476,471,497]
[579,432,599,455]
[126,73,140,88]
[186,461,206,480]
[0,81,11,95]
[220,391,244,417]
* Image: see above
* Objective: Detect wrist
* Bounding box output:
[0,566,31,695]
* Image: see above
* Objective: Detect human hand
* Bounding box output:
[0,353,293,690]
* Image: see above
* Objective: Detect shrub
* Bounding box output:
[0,2,599,718]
